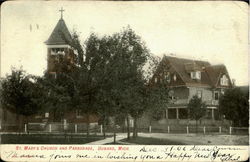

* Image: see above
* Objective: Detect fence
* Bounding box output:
[138,125,249,135]
[229,127,249,135]
[26,123,100,134]
[1,123,249,135]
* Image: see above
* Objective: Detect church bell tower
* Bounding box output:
[45,8,75,75]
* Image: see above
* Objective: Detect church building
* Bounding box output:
[45,8,76,76]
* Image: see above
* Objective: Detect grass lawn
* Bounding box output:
[1,134,107,144]
[121,136,185,145]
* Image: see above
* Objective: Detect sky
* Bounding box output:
[1,1,248,86]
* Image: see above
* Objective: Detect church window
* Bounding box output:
[95,44,100,50]
[51,48,65,55]
[220,75,228,86]
[128,46,133,52]
[76,109,83,118]
[45,112,49,118]
[155,77,158,83]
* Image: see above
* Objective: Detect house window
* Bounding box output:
[197,71,201,79]
[197,90,202,99]
[221,89,225,95]
[191,71,201,80]
[165,72,171,83]
[173,74,177,81]
[214,91,219,100]
[169,96,175,100]
[76,109,83,118]
[220,75,228,86]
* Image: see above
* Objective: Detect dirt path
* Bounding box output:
[84,133,127,145]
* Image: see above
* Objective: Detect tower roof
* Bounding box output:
[45,19,72,45]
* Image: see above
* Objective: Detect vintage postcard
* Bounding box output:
[0,1,249,161]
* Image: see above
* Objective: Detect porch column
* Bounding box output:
[165,109,168,119]
[211,109,214,120]
[176,108,179,119]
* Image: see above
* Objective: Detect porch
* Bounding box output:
[165,106,219,120]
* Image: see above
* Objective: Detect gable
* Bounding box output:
[152,59,185,86]
[205,64,232,88]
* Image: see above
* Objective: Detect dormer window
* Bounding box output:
[191,71,201,80]
[220,75,228,86]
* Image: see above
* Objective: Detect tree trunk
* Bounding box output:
[196,120,198,134]
[133,117,137,138]
[86,113,90,138]
[103,115,106,139]
[113,117,116,144]
[53,109,56,122]
[25,116,29,134]
[135,117,138,137]
[17,114,21,135]
[126,115,130,140]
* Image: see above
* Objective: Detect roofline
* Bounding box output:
[164,55,210,64]
[47,44,71,48]
[168,85,187,88]
[186,84,211,88]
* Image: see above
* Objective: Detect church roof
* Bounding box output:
[45,19,72,45]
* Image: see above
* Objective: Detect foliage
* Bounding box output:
[188,95,206,121]
[144,55,170,123]
[0,68,44,118]
[1,26,171,139]
[219,87,249,127]
[37,72,76,121]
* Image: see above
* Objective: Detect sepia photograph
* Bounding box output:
[0,1,249,161]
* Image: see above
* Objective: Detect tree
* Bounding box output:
[219,88,249,127]
[187,95,206,133]
[111,26,149,139]
[37,72,76,122]
[0,68,44,131]
[143,55,170,132]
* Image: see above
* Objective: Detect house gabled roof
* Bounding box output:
[205,64,232,87]
[45,19,72,45]
[161,55,232,88]
[163,56,211,87]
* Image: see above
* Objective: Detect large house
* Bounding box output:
[152,55,233,121]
